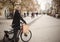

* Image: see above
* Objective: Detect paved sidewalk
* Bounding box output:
[0,15,42,25]
[24,15,42,25]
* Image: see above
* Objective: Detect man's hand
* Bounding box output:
[23,23,28,25]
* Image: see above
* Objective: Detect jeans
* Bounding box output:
[12,27,20,42]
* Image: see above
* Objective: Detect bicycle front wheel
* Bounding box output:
[20,30,32,42]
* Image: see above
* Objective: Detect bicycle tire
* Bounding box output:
[20,30,32,42]
[3,35,9,42]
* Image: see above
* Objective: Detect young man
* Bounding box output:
[12,7,27,42]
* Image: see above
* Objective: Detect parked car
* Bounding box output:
[55,14,60,18]
[7,13,13,19]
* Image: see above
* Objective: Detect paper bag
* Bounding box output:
[23,24,29,34]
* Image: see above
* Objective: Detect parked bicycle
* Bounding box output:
[3,22,32,42]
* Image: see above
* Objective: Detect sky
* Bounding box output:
[37,0,52,10]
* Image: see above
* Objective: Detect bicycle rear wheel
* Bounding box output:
[3,35,9,42]
[20,30,32,42]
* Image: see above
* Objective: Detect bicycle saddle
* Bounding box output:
[4,31,9,33]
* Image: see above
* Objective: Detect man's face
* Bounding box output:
[19,7,21,10]
[17,7,21,11]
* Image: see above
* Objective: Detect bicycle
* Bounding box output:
[3,22,32,42]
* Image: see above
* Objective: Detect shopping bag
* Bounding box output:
[23,24,29,34]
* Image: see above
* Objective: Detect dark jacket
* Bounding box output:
[12,10,27,29]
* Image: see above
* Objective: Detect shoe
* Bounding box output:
[11,40,14,42]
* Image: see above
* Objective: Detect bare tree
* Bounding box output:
[20,0,39,12]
